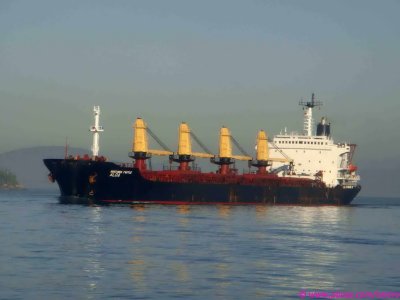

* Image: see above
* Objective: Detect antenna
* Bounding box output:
[90,106,104,157]
[298,93,322,136]
[64,136,69,159]
[299,93,322,109]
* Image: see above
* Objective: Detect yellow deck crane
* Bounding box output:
[169,122,214,171]
[211,126,252,175]
[129,118,173,170]
[251,130,293,174]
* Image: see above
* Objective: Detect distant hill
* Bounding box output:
[0,146,88,188]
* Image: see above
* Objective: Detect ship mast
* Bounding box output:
[299,93,322,137]
[90,106,104,157]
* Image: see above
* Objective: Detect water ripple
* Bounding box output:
[0,192,399,299]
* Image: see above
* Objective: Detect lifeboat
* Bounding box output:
[348,164,358,173]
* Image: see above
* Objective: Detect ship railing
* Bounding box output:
[117,162,134,168]
[337,174,360,181]
[162,165,202,172]
[243,170,257,175]
[336,143,349,148]
[337,176,360,188]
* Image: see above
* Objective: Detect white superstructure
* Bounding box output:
[269,94,360,188]
[90,106,104,157]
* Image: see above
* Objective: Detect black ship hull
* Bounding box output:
[44,159,361,205]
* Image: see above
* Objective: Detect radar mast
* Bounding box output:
[90,106,104,157]
[299,93,322,136]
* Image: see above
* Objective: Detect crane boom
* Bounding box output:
[232,155,252,161]
[147,149,173,156]
[192,152,214,159]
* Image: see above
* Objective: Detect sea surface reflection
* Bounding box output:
[116,205,361,298]
[1,191,399,299]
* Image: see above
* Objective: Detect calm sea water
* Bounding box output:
[0,189,399,300]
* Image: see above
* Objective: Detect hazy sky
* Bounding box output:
[1,1,400,172]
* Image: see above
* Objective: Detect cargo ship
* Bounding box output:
[44,94,361,205]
